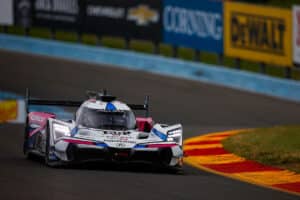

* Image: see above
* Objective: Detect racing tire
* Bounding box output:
[23,116,31,159]
[161,164,183,175]
[171,165,184,175]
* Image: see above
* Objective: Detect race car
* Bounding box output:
[23,89,183,170]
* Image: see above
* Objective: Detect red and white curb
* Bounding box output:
[183,130,300,196]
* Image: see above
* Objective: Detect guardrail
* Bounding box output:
[1,0,300,80]
[1,33,300,103]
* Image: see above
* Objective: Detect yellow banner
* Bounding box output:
[0,100,17,122]
[224,2,292,67]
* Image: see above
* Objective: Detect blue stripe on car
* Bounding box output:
[49,153,59,161]
[152,128,167,141]
[96,143,108,147]
[105,102,117,111]
[71,127,78,137]
[134,144,147,148]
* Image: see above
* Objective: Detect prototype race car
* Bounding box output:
[23,89,183,170]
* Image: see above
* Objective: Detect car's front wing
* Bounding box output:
[51,137,183,167]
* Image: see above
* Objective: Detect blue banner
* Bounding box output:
[163,0,223,53]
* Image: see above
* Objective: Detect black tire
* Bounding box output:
[23,116,30,157]
[45,122,61,167]
[23,117,42,160]
[171,165,184,175]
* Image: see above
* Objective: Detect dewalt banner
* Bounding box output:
[224,2,292,67]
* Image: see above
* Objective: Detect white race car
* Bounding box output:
[23,90,183,171]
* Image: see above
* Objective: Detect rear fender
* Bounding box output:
[27,112,56,137]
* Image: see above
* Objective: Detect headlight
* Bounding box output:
[53,123,70,140]
[167,128,182,137]
[167,128,182,145]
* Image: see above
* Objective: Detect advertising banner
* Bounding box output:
[224,2,292,66]
[0,0,13,25]
[84,0,162,41]
[163,0,223,53]
[293,5,300,65]
[0,100,17,122]
[31,0,82,30]
[14,0,32,28]
[14,0,82,30]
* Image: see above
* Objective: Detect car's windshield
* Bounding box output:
[77,107,136,130]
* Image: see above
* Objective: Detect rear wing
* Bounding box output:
[25,89,150,117]
[25,89,82,114]
[128,95,149,117]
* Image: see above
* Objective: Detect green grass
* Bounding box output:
[159,44,173,57]
[222,126,300,173]
[30,27,51,39]
[102,36,126,49]
[81,34,97,45]
[7,26,24,35]
[178,47,194,61]
[130,40,154,54]
[293,70,300,80]
[1,26,300,81]
[55,30,78,42]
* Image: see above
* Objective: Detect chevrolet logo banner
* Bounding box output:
[84,0,162,42]
[127,5,159,26]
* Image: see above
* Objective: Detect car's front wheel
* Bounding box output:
[23,116,30,156]
[45,122,61,167]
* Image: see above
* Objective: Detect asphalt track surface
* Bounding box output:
[1,49,300,200]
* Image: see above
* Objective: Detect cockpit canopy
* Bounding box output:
[77,107,136,130]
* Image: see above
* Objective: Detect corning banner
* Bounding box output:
[293,5,300,65]
[224,2,292,67]
[0,0,13,25]
[163,0,223,53]
[84,0,162,41]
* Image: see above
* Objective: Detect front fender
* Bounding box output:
[152,124,183,146]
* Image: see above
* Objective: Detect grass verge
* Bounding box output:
[222,126,300,173]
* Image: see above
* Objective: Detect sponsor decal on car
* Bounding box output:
[30,115,45,123]
[104,139,136,144]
